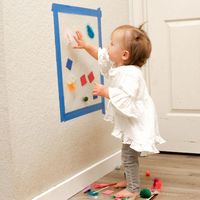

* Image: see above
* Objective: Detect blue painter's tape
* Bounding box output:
[52,11,65,121]
[52,4,101,18]
[52,4,104,122]
[64,103,102,121]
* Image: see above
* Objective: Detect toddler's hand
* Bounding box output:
[73,31,87,49]
[93,83,109,98]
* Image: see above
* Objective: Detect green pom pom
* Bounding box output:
[140,188,151,198]
[82,96,89,102]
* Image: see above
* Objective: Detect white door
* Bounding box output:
[145,0,200,153]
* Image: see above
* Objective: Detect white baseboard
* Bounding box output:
[32,150,121,200]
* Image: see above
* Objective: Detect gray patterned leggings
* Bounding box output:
[121,144,140,193]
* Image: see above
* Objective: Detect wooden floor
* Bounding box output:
[69,153,200,200]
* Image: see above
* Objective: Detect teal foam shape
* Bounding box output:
[86,25,95,39]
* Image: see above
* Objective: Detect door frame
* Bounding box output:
[129,0,151,89]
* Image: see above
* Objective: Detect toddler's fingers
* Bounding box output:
[73,35,78,42]
[72,36,79,48]
[76,31,83,40]
[73,35,78,43]
[92,91,97,96]
[92,86,97,95]
[94,82,99,87]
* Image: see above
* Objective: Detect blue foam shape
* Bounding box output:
[93,95,98,100]
[66,58,73,70]
[87,25,95,39]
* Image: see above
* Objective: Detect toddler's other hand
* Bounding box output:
[93,83,109,98]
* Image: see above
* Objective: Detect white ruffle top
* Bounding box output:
[98,48,165,155]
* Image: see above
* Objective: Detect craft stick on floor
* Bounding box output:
[93,183,117,188]
[95,186,109,192]
[147,191,159,200]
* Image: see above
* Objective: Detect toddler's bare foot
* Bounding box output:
[113,180,127,188]
[115,189,139,199]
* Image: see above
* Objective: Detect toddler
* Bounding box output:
[73,25,165,199]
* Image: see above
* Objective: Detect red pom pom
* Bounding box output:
[153,178,162,189]
[145,170,151,176]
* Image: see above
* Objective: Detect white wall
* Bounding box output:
[0,0,130,199]
[0,1,14,199]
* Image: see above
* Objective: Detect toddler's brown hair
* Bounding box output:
[114,24,152,67]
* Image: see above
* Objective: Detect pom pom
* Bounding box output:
[140,188,152,198]
[153,178,162,189]
[82,96,89,102]
[145,169,151,176]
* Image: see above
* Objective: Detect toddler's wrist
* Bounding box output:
[84,43,90,50]
[101,86,109,98]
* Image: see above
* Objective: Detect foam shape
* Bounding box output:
[88,71,95,83]
[93,95,98,100]
[102,190,114,195]
[86,24,95,39]
[80,74,87,86]
[64,29,76,46]
[66,58,73,70]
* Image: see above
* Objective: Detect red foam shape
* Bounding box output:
[88,71,95,83]
[80,74,87,86]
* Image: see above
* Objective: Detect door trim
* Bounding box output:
[129,0,151,91]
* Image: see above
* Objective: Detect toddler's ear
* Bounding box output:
[122,50,130,61]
